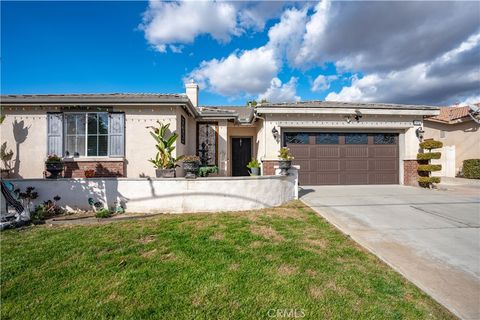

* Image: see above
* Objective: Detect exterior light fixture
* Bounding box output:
[416,127,425,141]
[272,126,279,140]
[354,110,363,122]
[344,116,352,124]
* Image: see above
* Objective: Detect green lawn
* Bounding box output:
[1,201,454,320]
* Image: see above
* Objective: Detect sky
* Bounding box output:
[1,1,479,106]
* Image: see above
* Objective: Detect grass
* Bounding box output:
[1,201,454,320]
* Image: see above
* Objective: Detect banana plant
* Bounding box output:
[148,121,184,169]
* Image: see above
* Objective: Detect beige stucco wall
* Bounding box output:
[424,120,480,173]
[0,107,50,178]
[0,105,194,179]
[256,113,424,184]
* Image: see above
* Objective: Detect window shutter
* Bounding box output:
[47,113,63,156]
[109,113,125,157]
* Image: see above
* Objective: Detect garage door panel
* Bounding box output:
[344,147,368,158]
[312,159,340,171]
[286,132,398,185]
[294,159,310,171]
[289,146,310,159]
[373,159,397,171]
[345,159,368,171]
[315,173,340,185]
[370,173,398,184]
[373,147,397,157]
[342,173,369,185]
[314,146,340,158]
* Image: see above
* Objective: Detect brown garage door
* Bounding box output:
[285,132,399,185]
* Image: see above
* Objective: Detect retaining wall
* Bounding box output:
[2,169,298,214]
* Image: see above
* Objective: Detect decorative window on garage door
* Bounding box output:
[374,133,396,144]
[345,133,368,144]
[315,133,339,144]
[285,132,309,144]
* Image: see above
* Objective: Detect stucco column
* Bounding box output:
[217,120,228,176]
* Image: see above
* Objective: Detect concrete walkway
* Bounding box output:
[300,185,480,320]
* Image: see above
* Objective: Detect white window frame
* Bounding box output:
[63,112,110,158]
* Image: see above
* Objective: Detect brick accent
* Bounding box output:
[63,160,125,178]
[403,160,419,186]
[262,160,279,176]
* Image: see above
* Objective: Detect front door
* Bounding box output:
[232,137,252,176]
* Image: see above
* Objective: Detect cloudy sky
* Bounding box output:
[2,1,479,106]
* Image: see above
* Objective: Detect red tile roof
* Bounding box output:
[427,104,477,123]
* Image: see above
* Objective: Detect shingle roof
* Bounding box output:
[426,105,477,123]
[259,100,439,110]
[200,106,254,121]
[0,93,190,104]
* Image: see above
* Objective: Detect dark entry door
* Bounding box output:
[232,137,252,176]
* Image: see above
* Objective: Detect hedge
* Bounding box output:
[417,164,442,172]
[463,159,480,179]
[419,140,443,150]
[418,176,441,184]
[417,152,441,160]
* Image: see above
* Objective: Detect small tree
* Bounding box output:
[417,140,443,188]
[148,121,183,169]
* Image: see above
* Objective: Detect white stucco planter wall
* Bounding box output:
[4,170,298,214]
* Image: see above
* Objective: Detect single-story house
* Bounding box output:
[423,104,480,176]
[0,82,439,185]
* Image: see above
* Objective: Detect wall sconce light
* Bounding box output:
[354,109,363,122]
[272,126,279,140]
[344,116,352,124]
[416,127,425,141]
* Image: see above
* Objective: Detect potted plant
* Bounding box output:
[45,154,64,179]
[198,166,219,177]
[148,121,184,178]
[247,159,261,176]
[278,147,294,175]
[183,155,200,179]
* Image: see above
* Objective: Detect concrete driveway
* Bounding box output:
[300,184,480,320]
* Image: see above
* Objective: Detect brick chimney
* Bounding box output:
[185,80,199,107]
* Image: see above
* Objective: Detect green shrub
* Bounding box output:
[417,164,442,172]
[417,152,441,160]
[418,176,441,187]
[463,159,480,179]
[197,166,218,177]
[95,209,112,219]
[419,140,443,150]
[247,159,260,169]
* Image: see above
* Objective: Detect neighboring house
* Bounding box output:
[424,104,480,176]
[0,82,439,185]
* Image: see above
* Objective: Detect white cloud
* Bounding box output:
[311,74,338,92]
[186,6,306,97]
[294,1,480,73]
[458,95,480,106]
[140,0,240,52]
[258,77,300,103]
[186,47,279,97]
[326,34,480,105]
